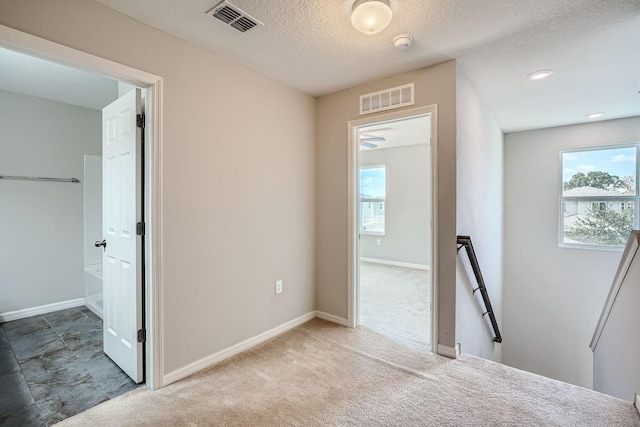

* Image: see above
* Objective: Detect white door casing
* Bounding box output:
[102,88,144,383]
[347,105,439,355]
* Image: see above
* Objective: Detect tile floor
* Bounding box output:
[0,307,139,426]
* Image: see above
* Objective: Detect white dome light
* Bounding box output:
[351,0,393,35]
[527,69,554,80]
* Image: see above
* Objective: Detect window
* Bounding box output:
[360,166,386,234]
[560,145,639,249]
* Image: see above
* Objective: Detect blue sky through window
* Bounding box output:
[360,167,385,199]
[562,147,637,182]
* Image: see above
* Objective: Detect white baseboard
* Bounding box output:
[437,343,460,359]
[360,257,430,271]
[634,393,639,416]
[163,311,316,386]
[0,298,86,323]
[315,311,348,326]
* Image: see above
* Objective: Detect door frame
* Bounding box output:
[347,105,438,354]
[0,24,165,390]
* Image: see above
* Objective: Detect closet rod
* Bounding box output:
[0,175,80,183]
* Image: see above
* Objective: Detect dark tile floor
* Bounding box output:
[0,307,139,426]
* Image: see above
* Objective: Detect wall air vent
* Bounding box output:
[206,1,263,33]
[359,83,415,115]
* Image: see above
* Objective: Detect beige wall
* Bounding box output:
[0,89,101,313]
[455,66,504,361]
[316,61,458,349]
[0,0,316,375]
[503,117,640,388]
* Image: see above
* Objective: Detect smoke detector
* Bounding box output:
[206,1,263,33]
[393,34,413,50]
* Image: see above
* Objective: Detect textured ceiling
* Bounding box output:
[94,0,640,132]
[0,47,118,110]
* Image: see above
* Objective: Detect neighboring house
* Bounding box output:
[563,186,635,219]
[562,186,635,244]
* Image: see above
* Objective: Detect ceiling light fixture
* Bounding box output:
[527,69,554,81]
[351,0,392,35]
[587,112,604,119]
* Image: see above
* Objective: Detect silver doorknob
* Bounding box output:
[94,240,106,250]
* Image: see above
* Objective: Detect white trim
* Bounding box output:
[0,24,164,390]
[347,105,439,356]
[437,343,460,359]
[347,119,358,328]
[430,105,439,358]
[146,72,165,391]
[634,393,640,416]
[162,311,316,386]
[360,257,430,271]
[590,231,640,351]
[0,25,158,87]
[316,311,348,326]
[0,299,85,323]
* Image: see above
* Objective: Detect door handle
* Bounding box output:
[94,240,107,251]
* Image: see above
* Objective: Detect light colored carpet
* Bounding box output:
[359,261,430,346]
[57,319,639,426]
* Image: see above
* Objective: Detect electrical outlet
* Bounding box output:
[275,280,283,294]
[376,239,381,246]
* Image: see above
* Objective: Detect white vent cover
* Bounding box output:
[359,83,415,115]
[206,1,263,33]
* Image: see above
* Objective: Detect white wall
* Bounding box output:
[0,89,101,313]
[360,143,431,266]
[455,66,504,362]
[83,155,102,267]
[0,0,316,377]
[503,116,640,388]
[593,233,640,401]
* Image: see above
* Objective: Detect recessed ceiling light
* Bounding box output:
[527,69,554,81]
[587,112,604,119]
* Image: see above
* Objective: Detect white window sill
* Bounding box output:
[558,242,624,252]
[361,231,385,236]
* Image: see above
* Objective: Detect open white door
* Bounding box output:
[101,88,144,383]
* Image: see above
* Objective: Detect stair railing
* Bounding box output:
[456,235,502,343]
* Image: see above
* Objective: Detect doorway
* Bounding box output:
[347,106,437,352]
[0,23,162,424]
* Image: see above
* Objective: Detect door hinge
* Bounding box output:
[136,222,145,236]
[136,113,145,129]
[137,329,146,343]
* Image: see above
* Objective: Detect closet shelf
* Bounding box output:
[0,174,80,183]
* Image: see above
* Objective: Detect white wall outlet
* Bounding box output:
[376,239,381,246]
[275,280,283,294]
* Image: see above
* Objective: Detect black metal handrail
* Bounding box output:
[456,235,502,343]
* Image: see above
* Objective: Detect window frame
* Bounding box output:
[558,143,640,251]
[359,164,386,236]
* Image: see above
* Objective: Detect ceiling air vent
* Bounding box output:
[360,83,415,115]
[206,1,263,33]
